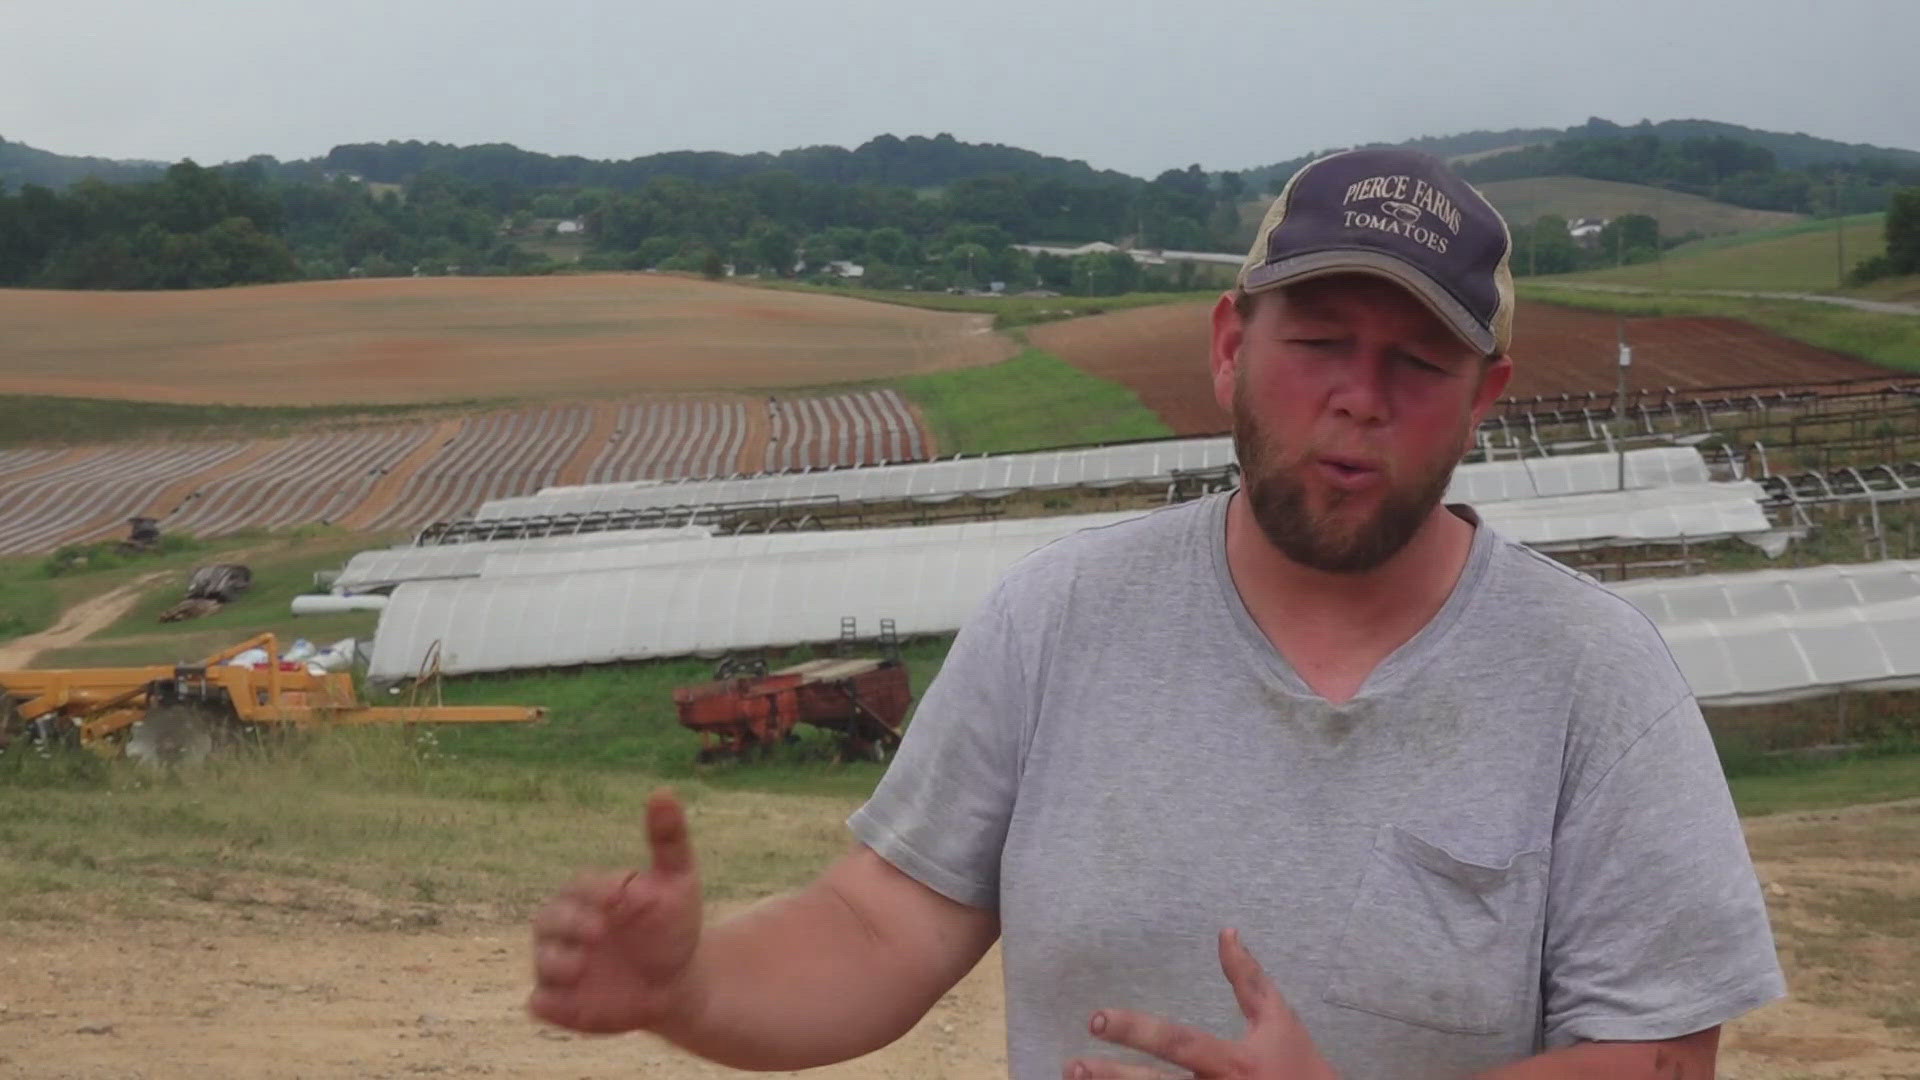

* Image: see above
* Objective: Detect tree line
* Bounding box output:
[0,149,1249,293]
[1458,132,1920,216]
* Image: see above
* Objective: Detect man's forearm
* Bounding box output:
[654,862,997,1070]
[1478,1029,1719,1080]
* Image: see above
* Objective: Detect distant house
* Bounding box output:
[554,219,584,235]
[823,260,865,279]
[1012,241,1241,268]
[1568,217,1608,243]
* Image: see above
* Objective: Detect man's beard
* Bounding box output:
[1232,396,1464,575]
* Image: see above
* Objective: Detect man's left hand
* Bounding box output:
[1064,928,1338,1080]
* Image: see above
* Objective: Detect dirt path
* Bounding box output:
[0,571,172,669]
[1,801,1915,1079]
[0,894,1009,1080]
[1534,281,1920,317]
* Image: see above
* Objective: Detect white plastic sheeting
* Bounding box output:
[475,439,1238,521]
[479,512,1144,580]
[333,527,713,592]
[291,594,388,615]
[366,477,1776,680]
[1444,447,1708,503]
[475,442,1709,523]
[1474,482,1771,549]
[1611,561,1920,705]
[367,510,1148,680]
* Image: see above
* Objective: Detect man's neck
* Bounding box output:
[1223,490,1478,651]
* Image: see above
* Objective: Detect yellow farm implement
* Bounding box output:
[0,633,543,764]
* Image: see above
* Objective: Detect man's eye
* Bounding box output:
[1401,354,1448,374]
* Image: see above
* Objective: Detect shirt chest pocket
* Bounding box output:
[1324,824,1549,1035]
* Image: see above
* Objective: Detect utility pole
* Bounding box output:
[1616,316,1632,490]
[1834,172,1846,288]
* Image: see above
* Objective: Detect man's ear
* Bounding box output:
[1210,292,1247,416]
[1461,354,1514,455]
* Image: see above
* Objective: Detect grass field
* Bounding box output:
[0,528,398,656]
[1477,176,1804,240]
[1549,213,1886,292]
[1516,285,1920,375]
[900,344,1173,454]
[0,394,451,448]
[31,534,392,668]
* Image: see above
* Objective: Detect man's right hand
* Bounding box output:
[528,788,707,1036]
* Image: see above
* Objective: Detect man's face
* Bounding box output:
[1209,274,1512,573]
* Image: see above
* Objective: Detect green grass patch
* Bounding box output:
[32,531,392,668]
[427,634,961,801]
[1854,273,1920,303]
[0,395,466,448]
[0,533,237,647]
[1478,176,1804,243]
[1516,286,1920,375]
[1724,742,1920,817]
[0,563,61,641]
[900,345,1172,454]
[751,280,1216,329]
[1547,213,1884,293]
[0,726,859,907]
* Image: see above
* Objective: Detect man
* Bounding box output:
[529,148,1785,1078]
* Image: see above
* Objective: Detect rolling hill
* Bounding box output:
[1549,213,1886,292]
[1232,175,1797,250]
[1475,176,1803,237]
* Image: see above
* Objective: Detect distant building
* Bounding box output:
[823,260,865,279]
[1012,241,1241,268]
[1568,217,1608,243]
[554,219,584,235]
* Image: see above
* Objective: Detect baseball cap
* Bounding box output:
[1237,148,1514,357]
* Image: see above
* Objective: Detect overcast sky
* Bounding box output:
[6,0,1917,178]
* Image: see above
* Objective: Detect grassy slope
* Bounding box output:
[899,344,1172,454]
[1,529,395,658]
[1726,749,1920,817]
[1516,285,1920,375]
[1477,176,1804,239]
[1549,213,1887,292]
[0,395,458,448]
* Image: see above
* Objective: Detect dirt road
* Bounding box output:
[2,802,1913,1080]
[0,571,171,669]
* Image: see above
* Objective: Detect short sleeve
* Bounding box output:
[1542,700,1787,1046]
[848,588,1030,910]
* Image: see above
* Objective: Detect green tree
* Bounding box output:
[947,242,991,286]
[1516,215,1581,276]
[865,226,909,265]
[1596,214,1660,266]
[751,222,796,277]
[1887,187,1920,275]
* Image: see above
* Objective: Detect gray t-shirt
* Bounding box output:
[849,492,1785,1080]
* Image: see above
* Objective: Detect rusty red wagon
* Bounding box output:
[674,655,911,764]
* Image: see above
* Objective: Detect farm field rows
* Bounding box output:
[1032,298,1897,435]
[0,391,932,554]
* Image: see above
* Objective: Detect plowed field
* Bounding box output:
[0,275,1012,405]
[1031,299,1896,435]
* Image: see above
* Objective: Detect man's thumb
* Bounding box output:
[645,788,696,876]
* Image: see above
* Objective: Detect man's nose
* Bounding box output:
[1328,352,1390,424]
